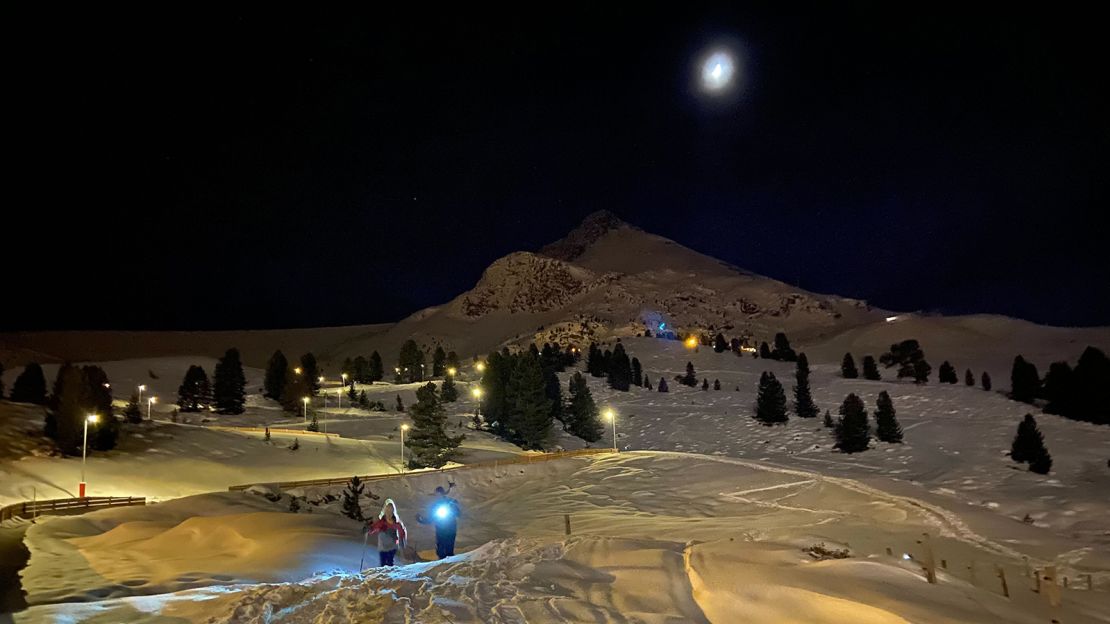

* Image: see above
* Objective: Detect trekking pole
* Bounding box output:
[359,528,370,573]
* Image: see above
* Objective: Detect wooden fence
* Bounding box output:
[206,425,340,439]
[0,496,146,522]
[228,447,616,491]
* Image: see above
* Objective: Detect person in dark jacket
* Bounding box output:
[417,485,460,559]
[367,499,407,566]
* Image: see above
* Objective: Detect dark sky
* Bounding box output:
[8,5,1108,330]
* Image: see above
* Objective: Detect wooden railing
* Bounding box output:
[228,447,616,491]
[206,425,340,439]
[0,496,146,522]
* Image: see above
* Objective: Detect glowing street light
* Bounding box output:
[684,336,698,350]
[471,386,483,421]
[604,408,617,452]
[400,424,409,473]
[302,396,309,422]
[476,362,486,373]
[446,367,457,377]
[137,384,146,406]
[80,414,99,497]
[147,396,156,420]
[294,367,302,375]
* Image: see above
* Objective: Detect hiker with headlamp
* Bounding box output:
[417,484,460,559]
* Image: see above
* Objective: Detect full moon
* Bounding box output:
[700,50,735,92]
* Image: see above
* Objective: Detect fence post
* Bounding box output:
[1043,566,1061,607]
[918,533,937,584]
[564,514,572,536]
[996,565,1009,598]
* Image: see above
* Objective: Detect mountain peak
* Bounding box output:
[538,210,634,262]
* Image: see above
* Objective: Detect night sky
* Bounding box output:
[8,6,1108,330]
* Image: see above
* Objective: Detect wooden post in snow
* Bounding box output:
[919,533,937,584]
[564,514,572,536]
[1033,569,1041,593]
[1043,566,1061,607]
[995,565,1009,598]
[1085,574,1093,590]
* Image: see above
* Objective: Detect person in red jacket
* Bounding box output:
[367,499,407,566]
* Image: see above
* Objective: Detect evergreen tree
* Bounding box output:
[793,353,819,418]
[607,343,633,391]
[841,353,859,378]
[508,353,553,449]
[1041,361,1074,415]
[772,332,797,361]
[881,339,925,371]
[823,409,834,428]
[352,355,370,383]
[395,394,404,412]
[658,377,669,392]
[701,378,709,391]
[342,357,354,379]
[358,390,370,409]
[862,356,881,381]
[713,333,728,353]
[713,379,721,390]
[406,382,463,468]
[644,375,653,390]
[440,375,459,402]
[347,382,357,403]
[280,367,309,412]
[45,365,88,455]
[587,343,606,377]
[264,350,288,400]
[682,362,698,387]
[396,340,424,383]
[213,348,247,414]
[10,362,48,404]
[1010,355,1040,403]
[874,391,903,443]
[543,365,563,423]
[341,476,365,521]
[446,350,461,374]
[982,371,992,391]
[754,372,788,425]
[300,353,320,394]
[368,351,384,382]
[759,342,772,359]
[177,365,211,412]
[965,369,975,386]
[631,357,642,387]
[913,359,932,384]
[432,346,447,377]
[123,392,143,424]
[1072,346,1110,425]
[834,393,870,453]
[1011,414,1052,474]
[482,350,511,431]
[938,361,957,384]
[566,372,604,442]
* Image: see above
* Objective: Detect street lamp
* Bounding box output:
[294,367,302,375]
[147,396,156,420]
[476,362,485,373]
[471,386,483,421]
[302,396,309,422]
[604,408,617,452]
[447,367,457,377]
[400,424,409,473]
[80,414,99,497]
[340,373,348,409]
[137,384,146,405]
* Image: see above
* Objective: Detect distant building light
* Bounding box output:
[885,315,901,323]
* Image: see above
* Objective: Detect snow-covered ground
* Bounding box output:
[14,453,1110,623]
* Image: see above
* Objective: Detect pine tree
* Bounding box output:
[793,353,819,418]
[446,350,461,374]
[874,391,903,443]
[841,353,859,378]
[347,382,357,403]
[508,352,553,450]
[965,369,975,386]
[1011,414,1052,474]
[352,355,370,383]
[913,359,932,384]
[713,333,728,353]
[607,343,632,391]
[823,409,834,428]
[342,357,354,379]
[280,367,309,412]
[881,340,924,371]
[177,365,211,412]
[1041,361,1074,415]
[10,362,48,404]
[631,357,642,387]
[123,393,143,424]
[441,375,459,402]
[938,361,957,384]
[341,476,366,521]
[300,353,320,395]
[1010,355,1040,403]
[658,377,669,392]
[566,373,604,442]
[772,332,797,361]
[587,343,606,377]
[406,382,463,468]
[46,365,88,455]
[713,379,721,390]
[982,371,992,391]
[754,371,788,425]
[481,350,511,431]
[213,348,247,414]
[644,375,653,390]
[682,362,698,387]
[1071,346,1110,425]
[395,395,404,412]
[862,356,881,381]
[702,378,709,391]
[264,350,288,400]
[759,342,772,359]
[368,351,384,382]
[432,346,447,377]
[358,390,370,409]
[834,393,870,453]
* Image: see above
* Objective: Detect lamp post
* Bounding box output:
[604,408,617,452]
[471,386,483,423]
[447,367,457,377]
[137,384,146,406]
[80,414,99,497]
[476,362,485,374]
[302,396,309,422]
[340,373,348,409]
[147,397,156,420]
[400,424,409,473]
